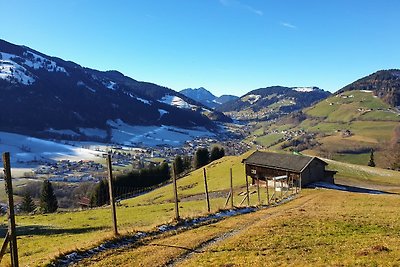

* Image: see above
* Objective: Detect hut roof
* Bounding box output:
[242,151,327,173]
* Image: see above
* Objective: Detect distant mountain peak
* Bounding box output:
[180,87,238,109]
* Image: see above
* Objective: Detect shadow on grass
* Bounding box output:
[308,182,397,195]
[0,224,109,238]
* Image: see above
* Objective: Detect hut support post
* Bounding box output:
[266,179,270,205]
[256,177,261,206]
[245,174,250,207]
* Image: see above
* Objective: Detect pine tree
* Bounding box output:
[20,192,36,213]
[210,146,225,162]
[40,180,58,213]
[174,155,184,176]
[182,155,192,171]
[90,179,109,207]
[368,149,376,167]
[194,148,209,169]
[210,146,221,162]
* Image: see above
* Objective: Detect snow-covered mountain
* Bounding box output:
[180,87,238,109]
[0,39,231,141]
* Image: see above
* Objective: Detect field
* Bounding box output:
[256,90,400,167]
[1,150,400,266]
[73,190,400,267]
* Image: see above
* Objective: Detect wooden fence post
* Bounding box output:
[203,168,210,212]
[230,168,234,209]
[172,163,180,221]
[107,154,118,236]
[245,175,250,206]
[3,152,18,267]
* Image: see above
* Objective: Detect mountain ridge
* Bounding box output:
[180,87,238,109]
[0,39,230,141]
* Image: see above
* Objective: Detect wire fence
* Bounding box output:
[0,152,300,266]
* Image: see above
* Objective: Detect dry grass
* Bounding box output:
[74,189,400,266]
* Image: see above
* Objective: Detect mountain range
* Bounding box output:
[217,86,331,121]
[0,39,231,141]
[180,87,238,109]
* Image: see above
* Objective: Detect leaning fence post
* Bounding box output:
[203,168,210,212]
[172,163,180,221]
[3,152,19,267]
[107,153,118,236]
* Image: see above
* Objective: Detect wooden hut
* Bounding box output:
[242,151,335,188]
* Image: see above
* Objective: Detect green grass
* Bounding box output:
[325,158,400,187]
[332,153,370,166]
[360,110,400,121]
[254,133,284,147]
[305,90,395,122]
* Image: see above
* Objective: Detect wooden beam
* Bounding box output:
[266,179,270,205]
[203,168,210,212]
[230,168,234,209]
[245,175,250,206]
[256,177,261,206]
[3,152,19,267]
[107,153,118,236]
[172,163,180,221]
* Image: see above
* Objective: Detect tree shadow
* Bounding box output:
[0,224,108,238]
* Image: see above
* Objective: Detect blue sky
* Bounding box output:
[1,0,399,96]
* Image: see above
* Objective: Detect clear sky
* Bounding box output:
[1,0,399,96]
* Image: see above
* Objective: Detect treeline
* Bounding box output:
[91,145,225,207]
[90,162,170,206]
[174,145,225,177]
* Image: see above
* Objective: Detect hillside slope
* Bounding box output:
[7,151,400,266]
[338,69,400,107]
[0,39,229,140]
[250,89,400,168]
[218,86,331,121]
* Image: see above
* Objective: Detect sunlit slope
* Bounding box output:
[251,90,399,167]
[1,151,256,266]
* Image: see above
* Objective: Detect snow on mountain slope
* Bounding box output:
[107,119,214,147]
[292,87,316,92]
[0,59,35,85]
[159,95,195,109]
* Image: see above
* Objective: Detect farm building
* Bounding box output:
[242,151,335,187]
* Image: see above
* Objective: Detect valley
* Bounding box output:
[1,37,400,267]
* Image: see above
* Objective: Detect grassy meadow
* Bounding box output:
[1,149,400,266]
[253,90,400,167]
[0,151,267,266]
[73,189,400,267]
